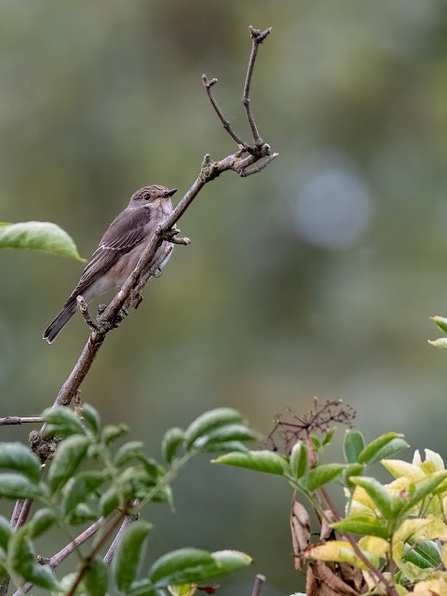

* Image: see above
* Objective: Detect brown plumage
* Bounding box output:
[43,184,177,343]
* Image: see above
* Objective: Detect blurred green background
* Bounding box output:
[1,1,447,593]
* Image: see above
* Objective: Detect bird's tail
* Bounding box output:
[42,300,77,344]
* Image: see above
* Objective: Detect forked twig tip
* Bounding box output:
[202,74,218,89]
[249,25,272,44]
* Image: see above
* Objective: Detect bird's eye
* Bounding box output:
[143,193,151,201]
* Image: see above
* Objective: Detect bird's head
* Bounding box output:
[129,185,177,205]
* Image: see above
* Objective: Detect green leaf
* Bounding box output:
[344,430,365,464]
[193,425,258,450]
[99,487,120,517]
[101,424,128,445]
[62,471,104,516]
[81,404,101,436]
[138,457,164,481]
[0,221,84,261]
[42,407,87,437]
[84,557,108,596]
[351,477,395,520]
[290,441,308,479]
[126,579,156,596]
[310,435,322,451]
[114,521,153,592]
[48,435,91,494]
[211,549,252,574]
[0,554,7,583]
[430,316,447,335]
[198,440,250,455]
[114,442,145,467]
[66,503,97,525]
[406,540,441,568]
[214,450,288,476]
[116,466,170,503]
[428,337,447,349]
[341,463,365,488]
[400,473,447,516]
[149,549,251,586]
[0,442,41,482]
[307,464,346,492]
[30,508,57,538]
[8,526,58,589]
[322,429,336,447]
[0,473,45,500]
[161,427,185,464]
[149,548,215,586]
[184,408,243,450]
[0,516,12,551]
[331,516,389,539]
[358,433,408,465]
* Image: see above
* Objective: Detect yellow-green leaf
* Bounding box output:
[0,221,85,261]
[382,459,424,482]
[305,540,378,570]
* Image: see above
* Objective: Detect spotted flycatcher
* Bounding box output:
[43,184,177,343]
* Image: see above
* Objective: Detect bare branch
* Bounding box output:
[243,27,271,145]
[250,574,267,596]
[11,511,122,596]
[0,416,43,426]
[12,499,32,530]
[76,296,98,332]
[103,510,139,566]
[240,152,279,177]
[202,74,248,148]
[51,514,120,568]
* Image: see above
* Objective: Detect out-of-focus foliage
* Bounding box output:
[0,405,255,594]
[1,1,447,594]
[0,221,84,261]
[218,424,447,595]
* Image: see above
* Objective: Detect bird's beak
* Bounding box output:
[167,188,177,197]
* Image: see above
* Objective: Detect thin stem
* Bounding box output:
[104,453,192,568]
[201,75,248,148]
[103,510,138,566]
[250,574,266,596]
[242,27,272,145]
[240,153,279,177]
[76,296,98,331]
[0,417,43,426]
[50,511,121,569]
[66,511,127,596]
[12,500,32,530]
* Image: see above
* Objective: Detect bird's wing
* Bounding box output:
[66,206,153,301]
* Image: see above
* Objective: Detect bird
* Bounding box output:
[42,184,177,343]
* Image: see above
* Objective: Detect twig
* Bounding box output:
[12,500,32,530]
[240,153,277,177]
[0,417,43,426]
[202,74,248,148]
[243,26,271,146]
[11,512,121,596]
[66,510,128,596]
[250,574,266,596]
[50,511,121,569]
[103,509,139,566]
[76,296,98,332]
